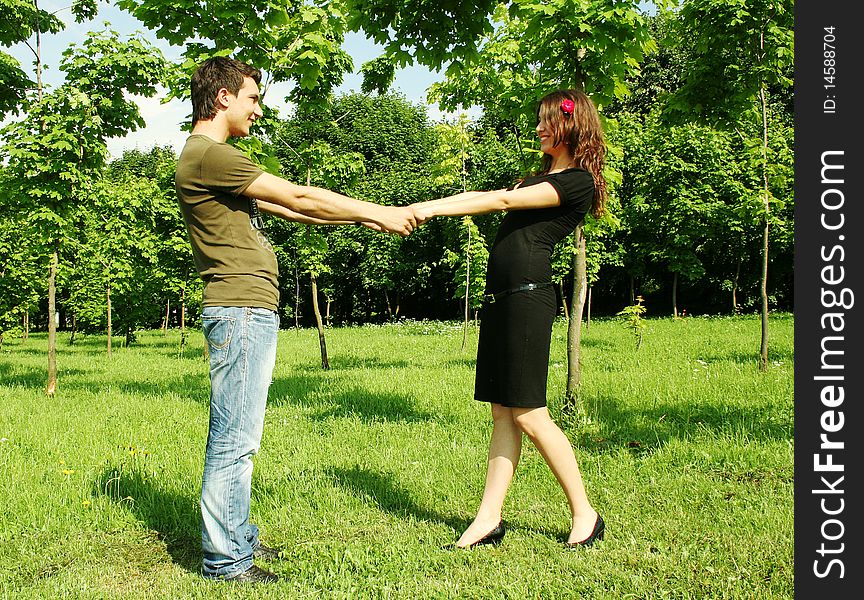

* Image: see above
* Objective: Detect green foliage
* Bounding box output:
[118,0,354,109]
[346,0,498,66]
[0,52,32,115]
[443,216,489,311]
[615,111,749,283]
[0,209,44,336]
[359,54,397,94]
[60,28,166,137]
[428,1,655,119]
[616,295,646,349]
[664,0,793,127]
[0,0,64,47]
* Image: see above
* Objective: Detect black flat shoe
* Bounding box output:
[227,564,279,583]
[564,514,605,549]
[253,541,284,560]
[457,521,506,549]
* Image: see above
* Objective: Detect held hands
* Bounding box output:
[374,205,417,237]
[411,204,433,226]
[368,204,435,236]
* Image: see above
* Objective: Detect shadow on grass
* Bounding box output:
[565,392,792,455]
[310,387,442,423]
[94,465,201,574]
[696,346,794,366]
[270,373,444,424]
[326,356,411,370]
[577,336,618,351]
[107,374,210,406]
[445,356,476,368]
[0,362,90,389]
[268,372,327,405]
[326,465,566,543]
[326,465,469,535]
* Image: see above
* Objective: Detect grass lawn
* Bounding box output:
[0,314,793,599]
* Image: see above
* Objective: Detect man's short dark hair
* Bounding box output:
[190,57,262,125]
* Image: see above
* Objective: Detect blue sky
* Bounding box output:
[4,1,451,159]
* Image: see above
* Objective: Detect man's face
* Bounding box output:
[225,77,263,137]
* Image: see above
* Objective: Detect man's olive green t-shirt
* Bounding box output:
[175,134,279,311]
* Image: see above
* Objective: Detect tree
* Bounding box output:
[620,114,749,316]
[0,209,44,346]
[0,20,165,394]
[663,0,794,370]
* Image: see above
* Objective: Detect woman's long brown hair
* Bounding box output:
[535,89,608,218]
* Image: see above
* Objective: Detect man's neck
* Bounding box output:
[191,119,230,143]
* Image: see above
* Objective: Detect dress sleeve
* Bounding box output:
[545,169,594,209]
[200,143,264,196]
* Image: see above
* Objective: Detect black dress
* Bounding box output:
[474,168,594,408]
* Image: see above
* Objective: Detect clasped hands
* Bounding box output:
[365,203,434,237]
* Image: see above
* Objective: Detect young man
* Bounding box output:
[175,56,416,583]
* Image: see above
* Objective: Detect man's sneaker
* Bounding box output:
[227,564,278,583]
[253,542,284,560]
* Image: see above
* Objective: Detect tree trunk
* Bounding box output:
[758,81,770,372]
[23,312,29,341]
[310,272,330,370]
[106,283,112,356]
[163,299,170,334]
[365,290,372,322]
[384,289,393,320]
[672,272,678,318]
[559,282,569,321]
[325,295,332,327]
[462,221,471,352]
[46,245,58,396]
[586,286,592,331]
[629,275,635,305]
[69,313,77,345]
[732,255,741,313]
[564,224,587,410]
[294,258,300,329]
[180,280,188,353]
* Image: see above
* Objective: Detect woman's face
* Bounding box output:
[536,117,568,158]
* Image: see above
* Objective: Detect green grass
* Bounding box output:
[0,314,793,599]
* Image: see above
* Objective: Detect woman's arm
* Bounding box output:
[412,182,562,224]
[411,191,490,209]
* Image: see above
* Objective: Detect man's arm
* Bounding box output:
[245,173,415,235]
[257,200,383,230]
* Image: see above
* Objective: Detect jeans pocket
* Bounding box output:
[202,316,236,366]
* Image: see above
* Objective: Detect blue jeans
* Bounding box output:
[199,306,279,579]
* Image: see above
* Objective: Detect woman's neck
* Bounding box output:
[547,155,576,174]
[545,144,576,173]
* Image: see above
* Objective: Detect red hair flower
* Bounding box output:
[560,99,575,115]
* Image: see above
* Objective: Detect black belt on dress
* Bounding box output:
[483,282,553,304]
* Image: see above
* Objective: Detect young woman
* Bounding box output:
[411,89,607,548]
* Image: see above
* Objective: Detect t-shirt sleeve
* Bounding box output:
[199,143,264,196]
[546,169,595,210]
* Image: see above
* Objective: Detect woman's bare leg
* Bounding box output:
[512,407,598,543]
[456,403,522,547]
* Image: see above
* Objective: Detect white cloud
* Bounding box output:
[107,93,189,159]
